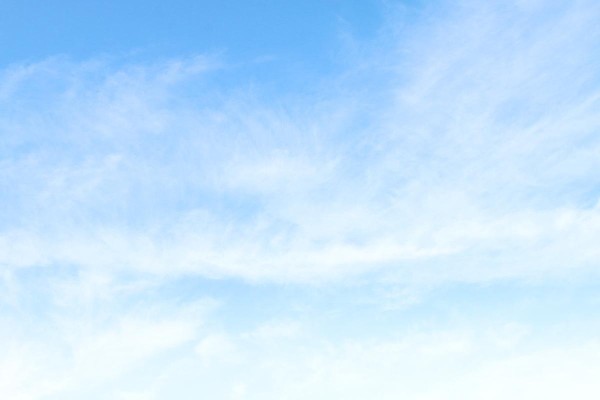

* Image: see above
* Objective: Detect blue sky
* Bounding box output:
[2,0,600,398]
[0,0,382,76]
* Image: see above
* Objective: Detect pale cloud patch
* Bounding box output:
[1,1,599,398]
[2,0,600,286]
[194,333,238,364]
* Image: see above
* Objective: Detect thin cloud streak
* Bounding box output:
[3,1,600,398]
[0,1,599,286]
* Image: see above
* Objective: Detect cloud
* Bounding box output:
[0,288,213,399]
[39,318,592,400]
[2,1,600,398]
[1,2,599,288]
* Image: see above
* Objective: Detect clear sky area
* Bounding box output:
[0,1,382,70]
[1,0,600,399]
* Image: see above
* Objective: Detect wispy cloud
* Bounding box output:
[1,1,600,396]
[2,0,599,284]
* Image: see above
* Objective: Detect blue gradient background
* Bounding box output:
[1,1,600,398]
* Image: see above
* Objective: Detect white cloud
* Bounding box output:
[1,1,599,398]
[194,334,238,363]
[244,319,302,341]
[0,298,212,399]
[2,0,600,286]
[101,322,598,400]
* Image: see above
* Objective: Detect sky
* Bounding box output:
[1,0,600,398]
